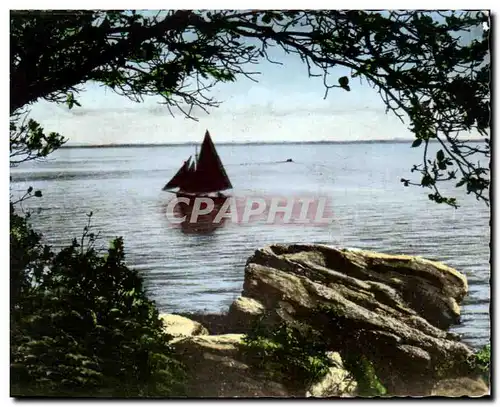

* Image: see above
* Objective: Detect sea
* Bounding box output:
[10,141,491,349]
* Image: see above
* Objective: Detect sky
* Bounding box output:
[25,12,486,145]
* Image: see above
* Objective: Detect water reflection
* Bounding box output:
[166,196,230,235]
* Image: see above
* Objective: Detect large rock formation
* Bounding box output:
[227,244,477,395]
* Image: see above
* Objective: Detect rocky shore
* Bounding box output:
[160,244,489,398]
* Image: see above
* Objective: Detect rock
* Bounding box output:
[246,244,467,328]
[396,345,432,366]
[231,297,265,317]
[171,333,355,398]
[233,244,474,394]
[306,352,357,397]
[431,377,490,397]
[178,313,231,335]
[171,334,293,397]
[159,314,209,338]
[227,297,265,332]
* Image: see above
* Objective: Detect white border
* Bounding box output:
[2,4,497,405]
[3,1,498,9]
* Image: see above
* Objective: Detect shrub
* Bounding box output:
[10,207,186,397]
[241,305,389,397]
[474,344,490,382]
[343,354,387,397]
[241,319,333,389]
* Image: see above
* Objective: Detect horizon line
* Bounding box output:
[61,138,421,148]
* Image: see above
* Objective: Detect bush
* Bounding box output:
[10,206,186,397]
[241,307,388,396]
[343,354,387,397]
[241,319,333,389]
[474,344,490,382]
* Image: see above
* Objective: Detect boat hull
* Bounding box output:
[174,191,229,206]
[168,191,231,234]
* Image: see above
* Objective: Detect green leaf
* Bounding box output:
[436,149,445,161]
[34,190,42,197]
[411,139,422,147]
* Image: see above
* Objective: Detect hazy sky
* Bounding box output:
[26,14,485,145]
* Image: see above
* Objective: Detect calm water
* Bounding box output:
[11,142,490,348]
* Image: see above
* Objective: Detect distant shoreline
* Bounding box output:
[61,139,426,148]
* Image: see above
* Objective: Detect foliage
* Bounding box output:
[241,317,387,396]
[343,354,387,397]
[10,207,186,397]
[473,344,490,382]
[10,10,490,206]
[310,304,386,396]
[10,110,66,167]
[241,319,333,389]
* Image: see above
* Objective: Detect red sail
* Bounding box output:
[162,156,192,190]
[184,159,197,190]
[183,130,233,193]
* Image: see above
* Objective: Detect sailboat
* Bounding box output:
[162,130,232,205]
